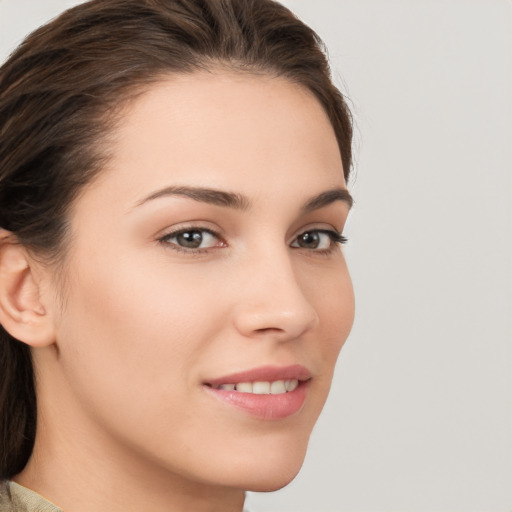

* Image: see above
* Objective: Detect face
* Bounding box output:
[45,71,354,492]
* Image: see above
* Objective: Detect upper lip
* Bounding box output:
[204,364,312,387]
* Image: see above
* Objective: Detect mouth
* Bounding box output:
[203,365,312,420]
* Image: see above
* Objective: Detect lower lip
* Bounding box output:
[203,381,309,420]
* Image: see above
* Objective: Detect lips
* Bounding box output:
[203,365,311,420]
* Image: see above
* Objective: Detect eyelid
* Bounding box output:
[157,220,224,239]
[291,222,346,240]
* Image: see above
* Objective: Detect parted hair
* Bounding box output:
[0,0,353,479]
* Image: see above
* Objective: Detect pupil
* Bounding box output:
[177,230,203,248]
[299,232,319,248]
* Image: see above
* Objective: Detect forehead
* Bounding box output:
[83,71,345,210]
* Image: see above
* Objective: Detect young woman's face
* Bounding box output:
[46,72,354,491]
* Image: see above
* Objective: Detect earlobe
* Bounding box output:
[0,232,56,347]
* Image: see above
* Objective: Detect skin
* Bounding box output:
[12,71,354,512]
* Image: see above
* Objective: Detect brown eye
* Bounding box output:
[160,228,221,251]
[291,230,346,251]
[296,231,321,249]
[176,230,204,248]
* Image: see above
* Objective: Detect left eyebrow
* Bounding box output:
[301,188,353,213]
[134,185,250,210]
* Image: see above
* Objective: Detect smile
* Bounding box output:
[209,379,299,394]
[203,365,311,419]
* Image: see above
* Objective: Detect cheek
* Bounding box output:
[306,256,355,346]
[54,251,226,420]
[309,262,354,402]
[296,257,354,411]
[323,271,355,354]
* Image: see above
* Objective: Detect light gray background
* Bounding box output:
[1,1,511,511]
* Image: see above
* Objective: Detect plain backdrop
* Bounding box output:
[1,1,511,511]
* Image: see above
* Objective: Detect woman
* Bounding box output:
[0,0,354,510]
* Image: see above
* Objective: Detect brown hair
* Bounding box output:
[0,0,353,479]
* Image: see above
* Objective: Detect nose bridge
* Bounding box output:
[232,242,319,340]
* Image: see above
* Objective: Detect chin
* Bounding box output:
[226,445,308,493]
[207,412,319,492]
[242,468,302,493]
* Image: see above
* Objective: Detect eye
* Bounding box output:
[291,229,347,251]
[159,228,223,251]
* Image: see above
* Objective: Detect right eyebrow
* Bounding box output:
[133,185,251,211]
[301,188,353,213]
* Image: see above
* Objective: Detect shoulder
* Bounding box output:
[0,481,16,512]
[0,481,62,512]
[0,481,14,512]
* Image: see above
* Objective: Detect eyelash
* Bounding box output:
[158,227,347,255]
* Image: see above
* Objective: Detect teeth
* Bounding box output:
[214,379,300,395]
[270,380,286,394]
[253,381,271,394]
[285,379,299,392]
[236,382,253,393]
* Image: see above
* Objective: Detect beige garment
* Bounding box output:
[0,481,253,512]
[0,482,62,512]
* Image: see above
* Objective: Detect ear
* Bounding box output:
[0,232,56,347]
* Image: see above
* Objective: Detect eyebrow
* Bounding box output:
[301,188,353,213]
[134,185,353,212]
[135,185,250,210]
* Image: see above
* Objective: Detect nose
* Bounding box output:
[232,251,319,341]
